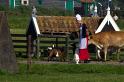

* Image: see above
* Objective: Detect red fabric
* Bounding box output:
[79,49,90,60]
[79,36,90,60]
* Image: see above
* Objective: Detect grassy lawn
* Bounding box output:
[4,12,124,82]
[0,63,124,82]
[8,15,30,29]
[10,29,26,34]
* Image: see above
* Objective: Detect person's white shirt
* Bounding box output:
[94,5,97,13]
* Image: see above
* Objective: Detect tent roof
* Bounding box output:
[95,7,120,33]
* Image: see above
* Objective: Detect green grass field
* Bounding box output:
[0,63,124,82]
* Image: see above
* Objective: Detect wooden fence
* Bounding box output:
[11,33,78,60]
[12,34,27,56]
[12,33,124,61]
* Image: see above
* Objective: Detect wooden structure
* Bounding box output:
[0,12,18,73]
[27,16,101,59]
[95,7,120,33]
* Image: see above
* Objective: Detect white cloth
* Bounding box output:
[74,48,79,64]
[94,6,97,13]
[76,14,81,21]
[79,38,87,49]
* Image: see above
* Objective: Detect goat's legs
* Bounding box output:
[104,48,108,61]
[116,48,121,61]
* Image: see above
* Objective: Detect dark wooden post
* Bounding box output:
[36,35,40,59]
[27,35,32,73]
[56,37,58,48]
[65,35,69,61]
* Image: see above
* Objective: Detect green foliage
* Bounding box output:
[15,6,32,15]
[7,5,32,16]
[36,6,74,16]
[8,15,30,29]
[6,5,74,16]
[0,5,8,11]
[0,69,8,75]
[7,6,74,29]
[117,19,124,30]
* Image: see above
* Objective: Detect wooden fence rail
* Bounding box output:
[11,33,77,60]
[11,33,124,61]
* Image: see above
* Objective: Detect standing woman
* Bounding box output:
[75,14,90,63]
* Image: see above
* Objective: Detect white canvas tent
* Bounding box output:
[95,7,120,33]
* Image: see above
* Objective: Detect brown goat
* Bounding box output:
[48,48,66,62]
[88,31,124,61]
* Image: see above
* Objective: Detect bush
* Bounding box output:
[7,6,75,29]
[15,6,32,15]
[36,6,74,16]
[0,5,8,11]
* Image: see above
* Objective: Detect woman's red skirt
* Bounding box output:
[79,49,90,60]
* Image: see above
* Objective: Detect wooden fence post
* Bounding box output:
[56,37,58,48]
[65,35,69,61]
[36,35,40,59]
[27,35,32,73]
